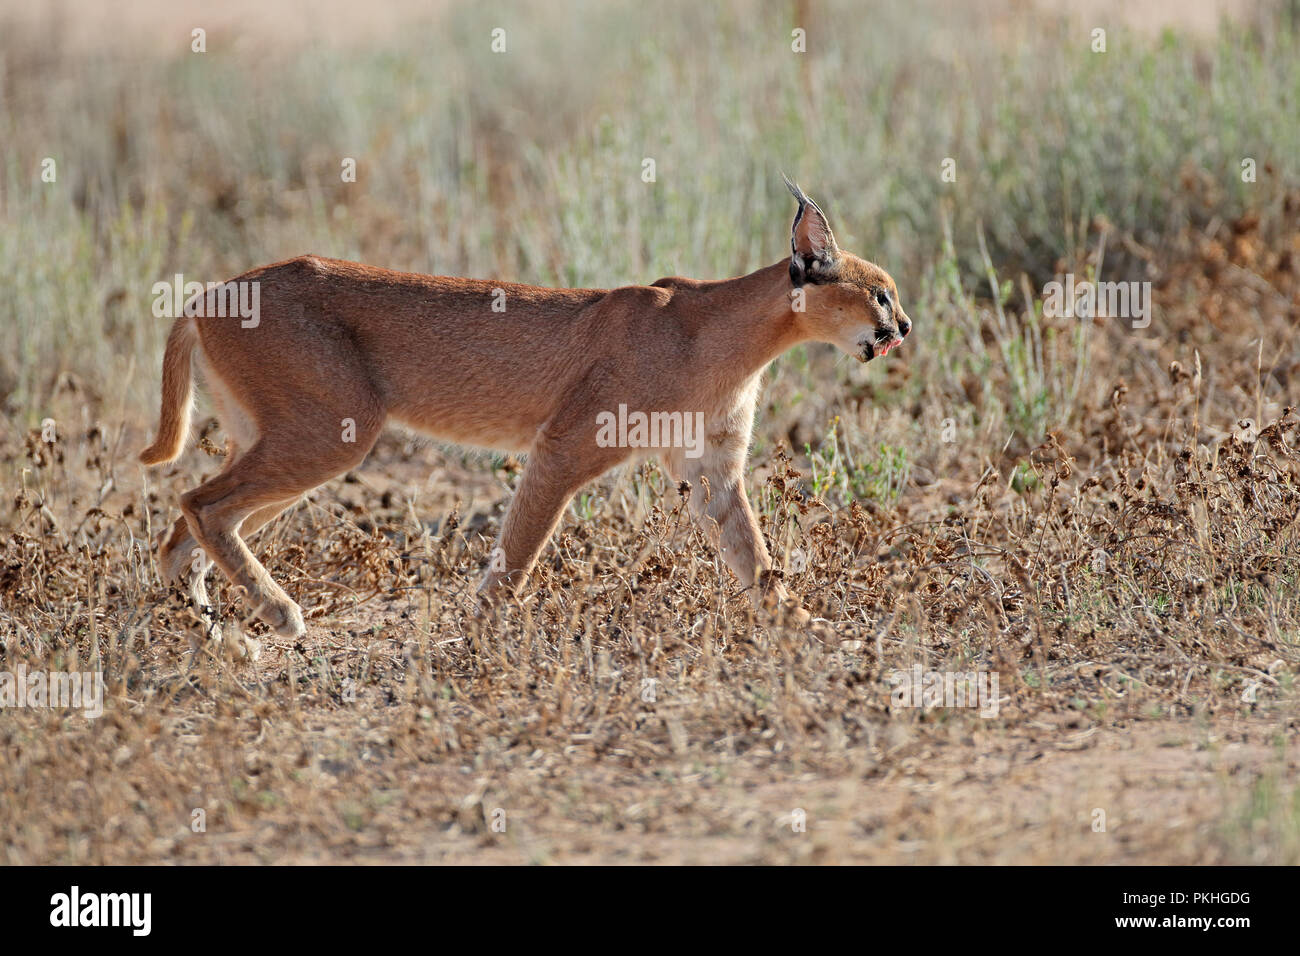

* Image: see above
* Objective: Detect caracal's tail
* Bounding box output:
[139,316,197,465]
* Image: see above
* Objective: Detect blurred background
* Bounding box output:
[3,0,1297,467]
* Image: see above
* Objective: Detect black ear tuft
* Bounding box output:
[782,173,808,205]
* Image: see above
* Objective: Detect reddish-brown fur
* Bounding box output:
[141,182,911,638]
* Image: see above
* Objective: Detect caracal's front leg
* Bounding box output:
[666,410,810,624]
[478,429,629,600]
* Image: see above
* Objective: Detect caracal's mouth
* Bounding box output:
[862,336,905,361]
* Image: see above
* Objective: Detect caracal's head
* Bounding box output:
[783,177,912,362]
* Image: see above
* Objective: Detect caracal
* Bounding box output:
[140,179,911,639]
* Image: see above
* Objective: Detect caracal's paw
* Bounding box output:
[755,595,813,629]
[784,602,813,627]
[258,598,307,639]
[763,598,812,627]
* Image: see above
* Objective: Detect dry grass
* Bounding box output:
[4,218,1299,863]
[1,0,1299,864]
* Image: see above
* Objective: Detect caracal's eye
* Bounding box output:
[875,289,890,309]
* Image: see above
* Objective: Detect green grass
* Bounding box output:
[806,418,910,503]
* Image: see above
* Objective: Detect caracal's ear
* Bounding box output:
[783,175,840,286]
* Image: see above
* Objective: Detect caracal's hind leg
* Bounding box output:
[161,497,301,639]
[158,374,270,641]
[160,428,246,642]
[160,510,221,641]
[180,417,382,637]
